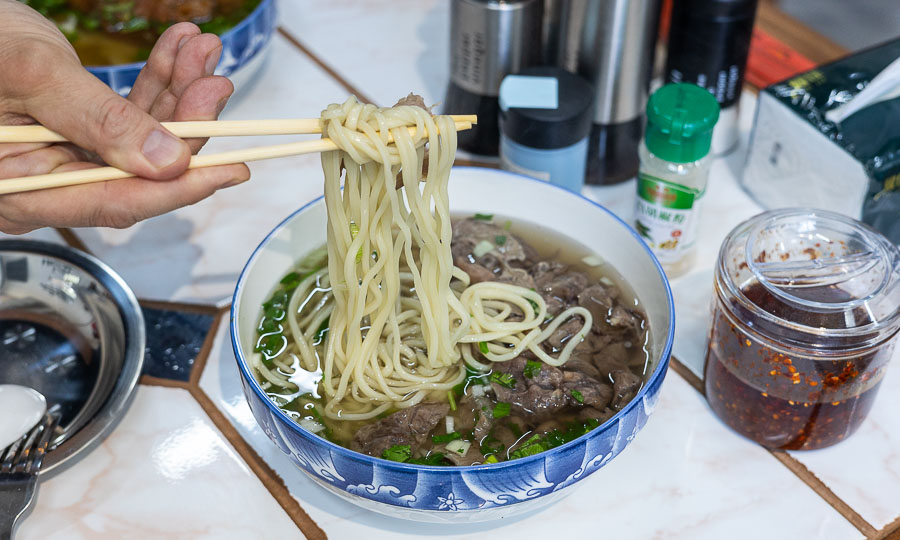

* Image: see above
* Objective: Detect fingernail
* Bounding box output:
[178,36,191,50]
[204,49,220,76]
[217,176,249,190]
[142,130,184,169]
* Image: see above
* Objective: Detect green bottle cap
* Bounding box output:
[645,83,720,163]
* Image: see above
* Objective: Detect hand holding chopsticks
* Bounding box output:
[0,116,476,195]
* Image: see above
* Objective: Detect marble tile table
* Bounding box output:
[5,2,898,539]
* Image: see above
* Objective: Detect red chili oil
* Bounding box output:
[704,283,891,450]
[703,209,900,451]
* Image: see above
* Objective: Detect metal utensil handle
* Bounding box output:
[0,472,37,540]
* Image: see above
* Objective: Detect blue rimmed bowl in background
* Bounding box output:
[88,0,277,97]
[231,167,675,522]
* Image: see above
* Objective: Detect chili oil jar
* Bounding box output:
[704,208,900,450]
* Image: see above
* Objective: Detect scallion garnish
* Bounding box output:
[382,444,411,462]
[484,454,499,464]
[473,213,494,221]
[432,432,462,444]
[494,235,507,246]
[523,360,542,378]
[489,371,516,389]
[447,390,457,412]
[492,402,511,419]
[571,390,584,404]
[479,341,490,355]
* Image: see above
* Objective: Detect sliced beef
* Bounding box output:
[452,219,537,289]
[577,406,616,424]
[452,219,528,264]
[610,369,642,410]
[351,402,449,457]
[491,357,612,418]
[394,93,431,112]
[457,394,495,442]
[530,261,589,317]
[545,316,586,352]
[578,284,645,336]
[561,370,613,409]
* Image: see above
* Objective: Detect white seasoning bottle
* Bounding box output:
[634,83,720,278]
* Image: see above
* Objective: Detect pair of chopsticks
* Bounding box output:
[0,115,476,195]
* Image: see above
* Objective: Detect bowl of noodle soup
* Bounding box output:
[232,175,675,522]
[231,97,674,522]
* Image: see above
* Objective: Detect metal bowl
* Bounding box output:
[0,240,144,475]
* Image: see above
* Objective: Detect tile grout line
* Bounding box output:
[668,356,877,537]
[877,515,900,540]
[768,451,876,537]
[178,302,327,539]
[276,26,378,106]
[188,308,226,387]
[189,385,328,540]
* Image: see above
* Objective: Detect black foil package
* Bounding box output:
[742,38,900,244]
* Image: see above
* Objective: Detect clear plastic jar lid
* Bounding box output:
[717,208,900,352]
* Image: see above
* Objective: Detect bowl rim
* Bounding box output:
[83,0,275,72]
[230,166,676,473]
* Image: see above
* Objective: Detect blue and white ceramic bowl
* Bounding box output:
[87,0,277,96]
[231,167,675,522]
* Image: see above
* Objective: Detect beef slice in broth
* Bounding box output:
[351,402,449,457]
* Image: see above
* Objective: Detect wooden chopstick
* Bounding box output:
[0,121,473,195]
[0,115,479,143]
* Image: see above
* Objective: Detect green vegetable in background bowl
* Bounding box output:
[19,0,261,66]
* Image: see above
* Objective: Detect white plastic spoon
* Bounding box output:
[0,385,47,450]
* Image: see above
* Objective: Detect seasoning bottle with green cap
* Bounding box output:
[634,82,720,277]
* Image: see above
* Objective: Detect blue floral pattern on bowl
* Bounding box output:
[87,0,277,96]
[231,169,676,522]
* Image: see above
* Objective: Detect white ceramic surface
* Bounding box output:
[18,386,299,540]
[0,385,47,450]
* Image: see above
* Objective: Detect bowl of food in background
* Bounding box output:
[231,166,675,522]
[22,0,277,96]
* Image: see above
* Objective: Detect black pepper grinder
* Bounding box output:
[444,0,544,157]
[665,0,760,155]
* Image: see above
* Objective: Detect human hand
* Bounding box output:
[0,0,250,234]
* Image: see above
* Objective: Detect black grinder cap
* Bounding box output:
[499,66,594,150]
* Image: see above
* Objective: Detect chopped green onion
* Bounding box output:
[446,439,471,455]
[478,341,490,355]
[523,360,542,378]
[472,240,494,258]
[381,444,412,463]
[490,371,516,389]
[432,432,461,444]
[407,452,450,466]
[382,444,411,462]
[494,235,507,246]
[484,454,499,464]
[571,390,584,404]
[492,402,511,419]
[447,390,457,411]
[582,255,604,267]
[473,213,494,221]
[503,220,512,230]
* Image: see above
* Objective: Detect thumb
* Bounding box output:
[26,63,191,180]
